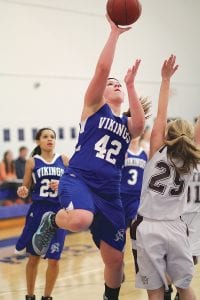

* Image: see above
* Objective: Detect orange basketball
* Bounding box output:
[106,0,142,26]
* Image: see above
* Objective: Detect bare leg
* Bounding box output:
[43,259,59,297]
[147,287,165,300]
[177,286,196,300]
[100,241,124,288]
[26,255,40,295]
[55,209,94,232]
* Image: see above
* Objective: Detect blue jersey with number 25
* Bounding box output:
[31,154,65,203]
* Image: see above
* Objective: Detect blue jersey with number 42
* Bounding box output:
[69,104,131,194]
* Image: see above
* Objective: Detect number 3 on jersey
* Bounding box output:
[94,134,122,165]
[128,169,138,185]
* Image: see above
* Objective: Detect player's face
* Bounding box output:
[38,130,56,151]
[104,78,124,103]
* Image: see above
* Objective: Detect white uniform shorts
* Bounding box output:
[133,216,194,290]
[182,212,200,258]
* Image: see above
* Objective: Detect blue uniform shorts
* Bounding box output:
[121,193,140,228]
[59,172,126,251]
[16,201,67,260]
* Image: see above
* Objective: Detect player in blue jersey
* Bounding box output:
[121,136,148,227]
[15,127,69,300]
[32,15,145,300]
[120,103,150,284]
[122,102,151,229]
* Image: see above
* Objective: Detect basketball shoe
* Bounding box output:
[32,211,57,256]
[26,295,35,300]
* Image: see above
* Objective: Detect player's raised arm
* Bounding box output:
[125,59,145,138]
[149,55,178,159]
[82,15,131,120]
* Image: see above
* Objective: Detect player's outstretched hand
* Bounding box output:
[124,59,141,86]
[162,55,178,80]
[106,14,132,34]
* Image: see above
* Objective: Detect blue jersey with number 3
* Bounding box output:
[121,148,147,198]
[69,104,131,194]
[31,154,65,203]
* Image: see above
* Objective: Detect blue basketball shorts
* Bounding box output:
[15,201,67,260]
[121,193,140,228]
[58,172,126,251]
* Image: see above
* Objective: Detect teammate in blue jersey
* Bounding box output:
[121,103,151,229]
[15,127,69,300]
[32,15,145,300]
[121,137,148,227]
[120,104,150,284]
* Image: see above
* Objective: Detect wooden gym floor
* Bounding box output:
[0,218,200,300]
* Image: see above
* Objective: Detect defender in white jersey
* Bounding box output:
[132,56,200,300]
[182,167,200,261]
[32,15,145,300]
[183,119,200,259]
[172,165,200,300]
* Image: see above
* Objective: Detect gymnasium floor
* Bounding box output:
[0,220,200,300]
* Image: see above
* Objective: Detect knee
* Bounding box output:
[104,252,123,270]
[176,286,191,295]
[70,211,94,231]
[27,256,40,268]
[56,209,94,232]
[147,287,164,299]
[48,259,59,268]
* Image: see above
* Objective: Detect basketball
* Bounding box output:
[106,0,142,26]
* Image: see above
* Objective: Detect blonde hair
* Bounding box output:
[140,97,152,120]
[165,119,200,174]
[123,97,151,120]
